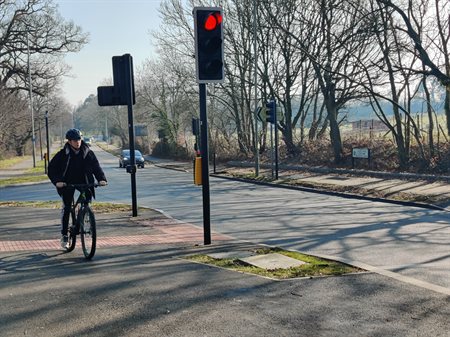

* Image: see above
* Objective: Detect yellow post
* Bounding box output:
[194,156,202,185]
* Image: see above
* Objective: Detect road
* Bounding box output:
[1,144,449,294]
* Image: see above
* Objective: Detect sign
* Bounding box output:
[256,106,267,122]
[352,148,369,159]
[276,106,284,122]
[135,125,148,136]
[98,54,136,106]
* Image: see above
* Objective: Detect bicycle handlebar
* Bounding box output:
[66,183,103,189]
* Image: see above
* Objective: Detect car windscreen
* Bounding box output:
[122,150,141,156]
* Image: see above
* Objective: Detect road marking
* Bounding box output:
[313,253,450,296]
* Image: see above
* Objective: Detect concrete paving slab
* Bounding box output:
[240,253,307,270]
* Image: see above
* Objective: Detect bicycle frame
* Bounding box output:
[65,183,99,259]
[72,184,95,211]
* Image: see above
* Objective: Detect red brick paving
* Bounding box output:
[0,220,233,253]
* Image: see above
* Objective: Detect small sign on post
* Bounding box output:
[97,54,138,217]
[352,147,371,169]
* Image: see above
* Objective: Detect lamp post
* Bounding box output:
[253,0,259,176]
[26,31,36,168]
[45,111,50,174]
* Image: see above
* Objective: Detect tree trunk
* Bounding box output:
[327,105,343,164]
[422,76,435,156]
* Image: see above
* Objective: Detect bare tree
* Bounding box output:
[0,0,88,94]
[264,0,379,163]
[377,0,450,135]
[0,0,88,157]
[137,58,196,150]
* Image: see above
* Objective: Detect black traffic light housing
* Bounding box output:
[266,100,276,124]
[192,117,200,136]
[98,54,136,106]
[193,7,224,83]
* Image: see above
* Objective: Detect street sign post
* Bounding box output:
[97,54,138,217]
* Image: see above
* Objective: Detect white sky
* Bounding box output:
[55,0,162,107]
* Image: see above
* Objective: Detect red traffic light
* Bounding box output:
[204,12,222,31]
[194,7,224,83]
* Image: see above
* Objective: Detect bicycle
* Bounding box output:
[65,183,101,260]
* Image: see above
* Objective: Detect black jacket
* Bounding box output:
[48,141,107,197]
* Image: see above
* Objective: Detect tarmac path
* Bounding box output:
[1,144,449,336]
[1,144,449,295]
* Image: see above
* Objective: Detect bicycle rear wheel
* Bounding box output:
[79,206,96,259]
[66,209,77,252]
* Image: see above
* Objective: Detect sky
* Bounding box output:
[55,0,163,107]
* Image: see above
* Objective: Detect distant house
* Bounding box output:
[351,119,388,131]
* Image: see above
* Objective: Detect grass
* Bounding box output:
[96,142,121,156]
[0,200,61,208]
[185,247,362,279]
[0,175,49,186]
[0,200,139,214]
[0,156,31,169]
[0,156,48,186]
[221,169,450,206]
[0,159,48,186]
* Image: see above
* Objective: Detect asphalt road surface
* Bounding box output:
[1,145,449,294]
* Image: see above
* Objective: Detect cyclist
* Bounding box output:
[48,128,107,248]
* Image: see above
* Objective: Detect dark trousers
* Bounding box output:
[60,186,76,236]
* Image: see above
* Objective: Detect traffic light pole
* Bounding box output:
[193,7,223,245]
[125,56,138,217]
[199,83,211,245]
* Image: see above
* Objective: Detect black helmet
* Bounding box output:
[65,128,82,140]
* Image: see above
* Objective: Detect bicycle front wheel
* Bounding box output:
[79,206,96,260]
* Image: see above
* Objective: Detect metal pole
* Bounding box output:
[26,31,36,168]
[274,100,279,180]
[199,83,211,245]
[45,111,50,174]
[270,122,274,179]
[124,55,138,217]
[105,113,109,144]
[253,0,259,177]
[38,116,43,159]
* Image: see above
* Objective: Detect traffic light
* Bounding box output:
[266,100,276,124]
[192,117,200,136]
[193,7,224,83]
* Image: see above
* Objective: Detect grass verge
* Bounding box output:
[222,170,450,206]
[0,156,31,169]
[0,175,48,186]
[185,247,363,279]
[95,142,121,156]
[0,157,47,186]
[0,200,139,214]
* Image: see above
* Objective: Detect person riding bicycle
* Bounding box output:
[48,128,107,248]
